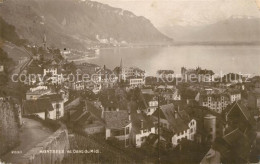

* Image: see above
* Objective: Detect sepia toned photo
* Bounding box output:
[0,0,260,163]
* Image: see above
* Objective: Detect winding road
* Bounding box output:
[1,118,53,164]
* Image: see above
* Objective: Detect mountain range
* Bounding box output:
[160,16,260,43]
[0,0,171,49]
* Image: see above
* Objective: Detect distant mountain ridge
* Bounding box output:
[0,0,171,49]
[160,17,260,43]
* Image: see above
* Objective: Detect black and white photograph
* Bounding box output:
[0,0,260,163]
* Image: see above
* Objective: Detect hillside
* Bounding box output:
[0,0,171,49]
[160,17,260,43]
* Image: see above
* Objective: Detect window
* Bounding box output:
[56,103,60,109]
[56,111,61,119]
[126,127,130,134]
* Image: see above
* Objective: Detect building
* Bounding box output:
[141,94,158,115]
[120,67,145,81]
[181,67,214,83]
[129,77,145,88]
[70,101,105,135]
[195,89,230,113]
[203,114,217,143]
[162,89,181,101]
[225,89,241,103]
[22,99,55,120]
[99,88,127,112]
[104,111,132,147]
[26,86,51,100]
[130,112,156,147]
[43,65,58,76]
[222,101,255,132]
[152,103,196,147]
[201,101,256,164]
[26,65,44,85]
[248,88,260,110]
[156,85,181,101]
[202,128,256,164]
[69,81,85,91]
[40,94,65,119]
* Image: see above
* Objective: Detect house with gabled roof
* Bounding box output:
[152,103,196,147]
[140,93,158,115]
[222,101,256,132]
[22,99,55,120]
[40,94,65,119]
[70,101,105,135]
[130,112,155,147]
[201,127,256,164]
[104,110,132,147]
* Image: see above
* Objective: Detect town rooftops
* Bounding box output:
[141,94,157,108]
[40,94,63,102]
[223,101,255,126]
[131,112,154,134]
[153,103,190,134]
[213,128,253,162]
[200,92,230,102]
[104,110,130,129]
[23,99,54,115]
[99,88,128,110]
[27,66,43,74]
[43,64,58,69]
[225,89,241,95]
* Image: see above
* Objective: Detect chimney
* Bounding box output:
[141,120,144,129]
[174,110,178,119]
[128,112,131,121]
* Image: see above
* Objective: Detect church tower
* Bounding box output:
[43,33,47,51]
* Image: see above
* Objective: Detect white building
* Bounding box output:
[43,66,58,76]
[142,94,158,116]
[26,86,51,100]
[120,67,145,81]
[195,90,231,113]
[226,89,241,103]
[131,112,156,147]
[152,103,197,147]
[171,119,196,146]
[129,78,145,88]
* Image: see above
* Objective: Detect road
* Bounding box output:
[1,118,53,164]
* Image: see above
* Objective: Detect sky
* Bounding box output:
[95,0,260,27]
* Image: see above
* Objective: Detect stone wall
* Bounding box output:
[22,125,69,164]
[0,99,20,155]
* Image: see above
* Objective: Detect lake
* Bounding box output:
[72,46,260,76]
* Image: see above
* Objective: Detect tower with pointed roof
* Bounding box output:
[43,33,47,51]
